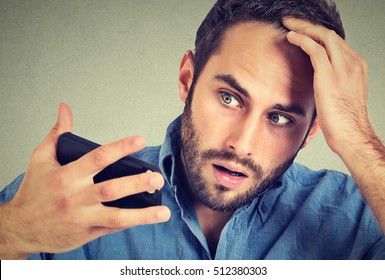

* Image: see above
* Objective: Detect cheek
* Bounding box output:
[260,125,309,164]
[191,101,246,154]
[191,110,225,150]
[190,90,227,139]
[189,85,310,166]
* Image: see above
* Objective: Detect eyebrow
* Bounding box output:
[272,104,307,117]
[214,74,250,98]
[214,74,307,118]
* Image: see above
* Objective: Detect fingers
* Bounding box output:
[65,135,146,180]
[282,17,345,47]
[89,205,171,229]
[283,18,365,71]
[282,18,364,67]
[31,103,73,163]
[284,17,368,84]
[52,103,73,137]
[282,17,369,154]
[286,30,333,73]
[283,18,341,70]
[283,17,360,59]
[47,103,73,144]
[79,171,164,204]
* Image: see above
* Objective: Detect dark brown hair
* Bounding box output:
[192,0,345,84]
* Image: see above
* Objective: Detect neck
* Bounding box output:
[177,151,233,257]
[194,202,233,257]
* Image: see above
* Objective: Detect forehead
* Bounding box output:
[205,22,314,102]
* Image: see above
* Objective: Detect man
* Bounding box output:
[0,0,384,259]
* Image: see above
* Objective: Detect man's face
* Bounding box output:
[180,22,316,211]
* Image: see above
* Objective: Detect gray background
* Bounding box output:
[1,0,384,189]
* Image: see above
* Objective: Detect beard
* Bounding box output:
[180,96,298,212]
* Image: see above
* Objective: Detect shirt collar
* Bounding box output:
[159,115,183,189]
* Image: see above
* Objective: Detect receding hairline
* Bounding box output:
[205,20,294,61]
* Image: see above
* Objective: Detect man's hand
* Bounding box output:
[283,18,385,234]
[283,17,370,154]
[0,103,171,259]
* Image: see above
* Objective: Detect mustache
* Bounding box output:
[201,149,263,174]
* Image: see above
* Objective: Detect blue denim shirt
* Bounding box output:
[1,116,385,259]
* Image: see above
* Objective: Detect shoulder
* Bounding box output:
[285,162,356,191]
[281,162,363,207]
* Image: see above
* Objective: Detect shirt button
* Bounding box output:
[261,203,268,213]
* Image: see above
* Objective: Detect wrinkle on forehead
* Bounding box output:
[213,21,314,99]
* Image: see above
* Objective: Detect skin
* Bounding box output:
[283,17,385,234]
[0,104,171,259]
[0,17,384,259]
[178,22,318,255]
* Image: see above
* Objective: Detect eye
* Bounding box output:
[268,113,293,126]
[220,91,241,108]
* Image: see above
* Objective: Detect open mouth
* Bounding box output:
[212,164,249,189]
[213,164,247,177]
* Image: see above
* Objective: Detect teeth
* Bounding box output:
[229,171,243,177]
[215,165,245,177]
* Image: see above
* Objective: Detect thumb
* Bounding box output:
[50,102,73,138]
[35,103,73,159]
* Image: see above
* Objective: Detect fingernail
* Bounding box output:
[287,30,297,37]
[134,136,145,148]
[150,175,163,188]
[157,209,170,221]
[282,16,294,22]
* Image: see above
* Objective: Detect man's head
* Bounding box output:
[192,0,345,89]
[178,0,344,211]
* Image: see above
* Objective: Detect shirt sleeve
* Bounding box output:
[363,236,385,260]
[0,173,25,205]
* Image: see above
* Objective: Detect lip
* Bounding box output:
[212,162,249,189]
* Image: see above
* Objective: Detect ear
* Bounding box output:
[301,118,319,149]
[178,50,195,103]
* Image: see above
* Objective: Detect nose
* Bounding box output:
[225,116,261,157]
